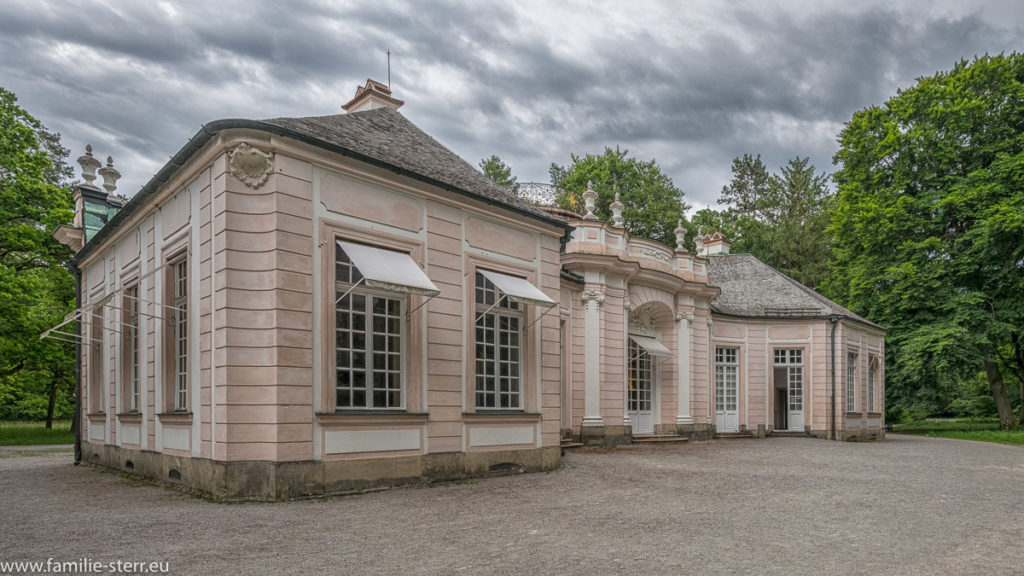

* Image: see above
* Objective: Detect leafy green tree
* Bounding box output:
[548,162,567,191]
[712,154,833,288]
[0,86,76,427]
[719,153,771,216]
[765,158,833,288]
[828,54,1024,428]
[553,146,687,244]
[479,155,520,195]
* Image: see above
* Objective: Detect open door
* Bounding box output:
[774,349,804,432]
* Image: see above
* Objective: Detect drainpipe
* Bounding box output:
[829,315,840,441]
[71,264,83,464]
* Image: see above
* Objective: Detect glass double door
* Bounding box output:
[628,339,654,434]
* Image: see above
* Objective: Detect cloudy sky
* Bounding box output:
[2,0,1022,212]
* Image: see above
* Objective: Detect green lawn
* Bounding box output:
[0,420,74,446]
[892,418,1024,446]
[914,430,1024,446]
[892,419,1000,432]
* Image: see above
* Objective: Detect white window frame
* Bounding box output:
[715,347,738,413]
[334,243,406,410]
[172,256,188,412]
[474,271,522,410]
[89,307,104,413]
[628,339,653,413]
[846,351,858,413]
[867,356,877,413]
[123,284,140,412]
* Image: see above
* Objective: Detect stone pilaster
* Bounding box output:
[675,310,694,425]
[581,288,605,428]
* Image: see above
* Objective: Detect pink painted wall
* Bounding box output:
[79,133,565,465]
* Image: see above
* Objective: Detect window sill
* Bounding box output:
[157,412,193,425]
[116,412,143,423]
[86,412,106,422]
[463,411,542,425]
[317,411,429,426]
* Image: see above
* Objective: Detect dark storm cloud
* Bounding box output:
[0,1,1020,207]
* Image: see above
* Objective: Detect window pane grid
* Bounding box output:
[334,244,404,410]
[475,272,521,409]
[173,259,187,411]
[774,348,802,365]
[715,347,738,412]
[335,248,364,285]
[628,340,652,412]
[847,352,858,412]
[867,357,876,413]
[475,271,519,309]
[788,366,803,411]
[126,286,139,412]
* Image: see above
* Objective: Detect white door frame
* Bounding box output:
[715,347,739,433]
[787,364,804,431]
[627,339,656,435]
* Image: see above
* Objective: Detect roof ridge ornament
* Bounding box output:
[582,181,598,221]
[77,145,101,188]
[98,155,121,195]
[610,192,624,228]
[674,218,687,253]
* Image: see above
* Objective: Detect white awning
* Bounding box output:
[337,241,441,297]
[478,269,556,308]
[630,334,674,358]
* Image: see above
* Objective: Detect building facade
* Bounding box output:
[557,214,885,446]
[53,80,885,500]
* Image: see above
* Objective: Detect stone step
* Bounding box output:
[770,430,811,438]
[559,441,584,450]
[715,432,755,439]
[632,434,689,444]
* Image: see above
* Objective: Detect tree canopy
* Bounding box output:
[709,154,834,288]
[552,146,687,244]
[0,86,76,425]
[479,155,520,195]
[827,54,1024,427]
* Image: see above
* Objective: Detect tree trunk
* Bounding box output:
[1012,334,1024,425]
[984,359,1016,430]
[45,373,58,430]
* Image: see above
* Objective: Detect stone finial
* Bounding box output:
[98,156,121,195]
[77,145,101,188]
[674,219,687,253]
[695,226,705,255]
[610,192,624,228]
[582,181,599,221]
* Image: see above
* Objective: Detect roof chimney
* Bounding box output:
[342,78,404,113]
[702,230,732,256]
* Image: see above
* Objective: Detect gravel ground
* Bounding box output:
[2,434,1024,575]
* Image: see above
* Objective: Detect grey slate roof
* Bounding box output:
[263,108,559,223]
[73,108,567,266]
[706,253,882,329]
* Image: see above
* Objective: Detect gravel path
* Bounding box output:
[2,435,1023,575]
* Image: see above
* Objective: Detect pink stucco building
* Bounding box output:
[559,219,885,445]
[53,80,884,500]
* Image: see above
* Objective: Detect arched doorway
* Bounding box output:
[626,301,674,435]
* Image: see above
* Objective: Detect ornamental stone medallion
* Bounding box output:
[228,143,273,189]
